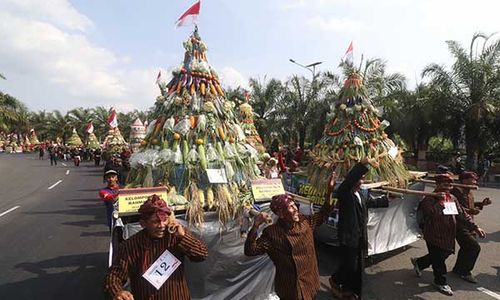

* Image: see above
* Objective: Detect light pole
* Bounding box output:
[289,59,323,78]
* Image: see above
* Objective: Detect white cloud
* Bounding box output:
[0,0,158,112]
[0,0,92,32]
[219,67,250,90]
[308,16,365,33]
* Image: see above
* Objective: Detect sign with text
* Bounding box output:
[206,169,228,183]
[251,179,286,202]
[118,186,168,214]
[142,249,181,290]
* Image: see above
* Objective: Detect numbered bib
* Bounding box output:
[142,249,181,290]
[443,202,458,215]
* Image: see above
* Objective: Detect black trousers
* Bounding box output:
[416,242,453,285]
[453,229,480,276]
[334,245,363,295]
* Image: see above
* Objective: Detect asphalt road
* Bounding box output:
[0,153,499,300]
[0,153,109,299]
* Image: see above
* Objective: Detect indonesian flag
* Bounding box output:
[175,1,201,27]
[156,70,161,84]
[107,110,118,128]
[343,41,354,61]
[85,121,94,134]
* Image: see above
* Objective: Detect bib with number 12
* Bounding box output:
[142,249,182,290]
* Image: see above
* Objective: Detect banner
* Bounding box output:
[282,173,328,205]
[118,187,168,215]
[250,178,285,202]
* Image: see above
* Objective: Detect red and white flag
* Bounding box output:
[175,1,201,27]
[107,110,118,128]
[343,41,354,61]
[155,70,162,84]
[85,121,94,134]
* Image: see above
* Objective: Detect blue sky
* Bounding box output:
[1,0,499,112]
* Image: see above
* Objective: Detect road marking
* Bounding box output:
[0,206,20,218]
[478,287,500,300]
[66,170,70,175]
[61,163,67,166]
[48,180,62,190]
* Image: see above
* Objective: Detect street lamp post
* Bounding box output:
[289,59,323,78]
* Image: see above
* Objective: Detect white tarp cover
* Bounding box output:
[117,182,424,299]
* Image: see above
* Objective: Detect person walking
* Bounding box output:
[411,173,486,296]
[49,146,57,166]
[450,171,491,283]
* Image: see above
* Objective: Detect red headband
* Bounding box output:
[138,194,171,221]
[270,194,293,214]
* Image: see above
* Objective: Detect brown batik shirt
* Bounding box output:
[244,201,333,300]
[104,228,208,300]
[420,192,478,252]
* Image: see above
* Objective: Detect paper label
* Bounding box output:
[117,187,168,215]
[443,202,459,215]
[206,169,228,183]
[142,249,182,290]
[251,179,286,202]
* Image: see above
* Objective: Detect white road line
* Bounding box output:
[48,180,63,190]
[61,163,67,166]
[0,206,20,218]
[478,287,500,300]
[66,170,70,175]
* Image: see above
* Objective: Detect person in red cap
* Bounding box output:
[411,173,486,296]
[450,171,492,283]
[244,172,337,300]
[104,195,208,300]
[99,169,121,230]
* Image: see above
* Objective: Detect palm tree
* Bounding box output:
[92,106,112,141]
[278,72,334,149]
[29,110,52,141]
[0,92,28,133]
[68,107,95,137]
[49,110,72,144]
[248,77,284,145]
[423,32,500,168]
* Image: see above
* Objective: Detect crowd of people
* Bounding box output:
[97,155,493,300]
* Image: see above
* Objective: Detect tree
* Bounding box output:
[423,32,500,168]
[67,107,94,137]
[48,110,72,144]
[278,72,336,149]
[248,77,283,143]
[0,92,27,133]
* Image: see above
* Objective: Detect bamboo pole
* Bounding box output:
[286,192,312,204]
[381,186,442,197]
[409,171,428,179]
[361,181,390,189]
[371,188,404,197]
[415,179,478,190]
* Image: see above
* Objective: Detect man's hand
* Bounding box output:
[482,197,492,206]
[469,208,480,215]
[168,219,186,238]
[327,171,337,194]
[253,212,270,228]
[113,290,134,300]
[360,157,370,165]
[475,227,486,238]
